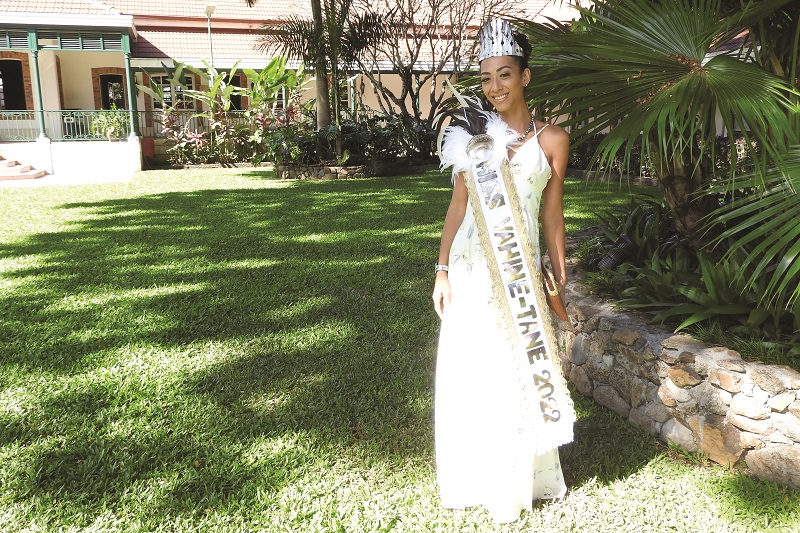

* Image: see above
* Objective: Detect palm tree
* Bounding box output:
[250,0,388,158]
[514,0,799,304]
[247,0,331,132]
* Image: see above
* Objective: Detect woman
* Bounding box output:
[432,18,575,523]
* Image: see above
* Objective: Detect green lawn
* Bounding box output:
[0,167,797,532]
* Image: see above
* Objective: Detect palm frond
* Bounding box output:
[257,17,320,64]
[341,10,396,65]
[513,0,799,178]
[708,145,800,305]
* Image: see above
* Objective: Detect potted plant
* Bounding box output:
[90,105,129,141]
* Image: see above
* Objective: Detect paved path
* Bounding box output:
[0,171,134,188]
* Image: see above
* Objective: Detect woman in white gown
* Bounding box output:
[431,19,574,523]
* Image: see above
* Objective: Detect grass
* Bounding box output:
[687,321,795,367]
[0,166,798,532]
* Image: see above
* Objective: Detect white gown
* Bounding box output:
[435,125,567,523]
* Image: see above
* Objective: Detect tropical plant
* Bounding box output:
[168,128,210,166]
[137,61,190,112]
[242,57,306,113]
[249,0,331,133]
[252,112,431,171]
[735,0,800,128]
[252,0,390,159]
[90,105,130,140]
[636,251,799,342]
[242,57,310,165]
[592,195,690,269]
[515,0,799,251]
[180,60,250,164]
[258,122,318,165]
[583,195,799,354]
[183,61,241,110]
[138,60,255,165]
[707,145,800,306]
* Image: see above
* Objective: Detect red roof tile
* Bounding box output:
[1,0,120,15]
[134,29,266,60]
[1,0,311,20]
[3,1,586,64]
[2,0,576,23]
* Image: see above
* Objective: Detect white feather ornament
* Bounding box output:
[439,126,474,176]
[484,114,519,162]
[439,113,518,181]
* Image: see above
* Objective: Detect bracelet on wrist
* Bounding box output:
[434,263,449,273]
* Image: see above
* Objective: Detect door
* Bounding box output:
[100,74,125,109]
[0,59,26,110]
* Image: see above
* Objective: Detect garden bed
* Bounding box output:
[275,163,371,180]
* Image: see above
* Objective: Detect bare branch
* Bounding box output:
[351,0,518,121]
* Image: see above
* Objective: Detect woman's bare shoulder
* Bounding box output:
[539,123,570,163]
[540,123,570,146]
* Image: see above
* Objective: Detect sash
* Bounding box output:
[463,132,575,453]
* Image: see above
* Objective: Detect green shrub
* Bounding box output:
[589,195,692,270]
[569,133,654,176]
[252,113,437,171]
[255,121,318,165]
[90,106,130,140]
[583,196,800,362]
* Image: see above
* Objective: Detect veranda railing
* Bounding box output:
[0,110,251,142]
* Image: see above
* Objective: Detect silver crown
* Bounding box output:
[478,18,524,61]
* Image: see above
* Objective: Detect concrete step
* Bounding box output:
[0,165,46,180]
[0,169,47,180]
[0,156,47,180]
[0,164,33,175]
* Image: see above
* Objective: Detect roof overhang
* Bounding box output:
[131,57,303,71]
[0,11,136,36]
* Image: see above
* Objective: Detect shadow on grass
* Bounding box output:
[0,176,448,516]
[0,177,445,371]
[559,389,662,487]
[236,168,276,180]
[2,172,765,524]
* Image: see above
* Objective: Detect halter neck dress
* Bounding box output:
[435,122,567,523]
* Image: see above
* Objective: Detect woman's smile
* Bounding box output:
[480,56,530,116]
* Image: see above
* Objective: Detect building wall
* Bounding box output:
[57,51,124,109]
[37,51,61,112]
[292,72,457,120]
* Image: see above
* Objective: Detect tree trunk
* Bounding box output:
[648,138,718,251]
[330,77,343,160]
[311,0,331,132]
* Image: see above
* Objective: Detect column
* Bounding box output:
[27,29,47,138]
[122,34,139,137]
[124,52,139,137]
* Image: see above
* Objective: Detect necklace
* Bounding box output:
[516,114,535,142]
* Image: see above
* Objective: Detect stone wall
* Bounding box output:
[275,163,370,180]
[555,275,800,489]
